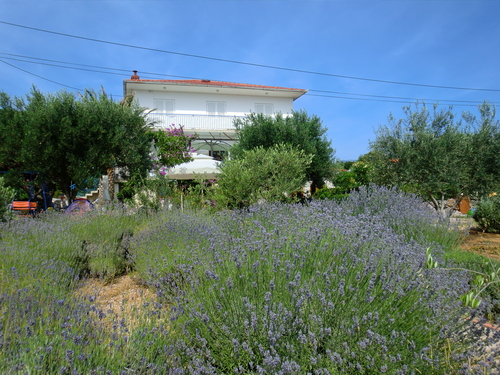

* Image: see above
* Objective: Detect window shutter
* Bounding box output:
[207,102,216,115]
[264,104,274,115]
[165,100,174,113]
[154,99,174,113]
[207,101,226,115]
[216,102,226,115]
[255,103,274,115]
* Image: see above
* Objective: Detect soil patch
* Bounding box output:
[460,229,500,262]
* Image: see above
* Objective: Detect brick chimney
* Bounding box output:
[131,70,140,80]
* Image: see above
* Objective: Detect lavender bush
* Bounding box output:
[1,186,498,374]
[134,187,499,374]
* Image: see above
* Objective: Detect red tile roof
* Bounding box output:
[124,78,306,92]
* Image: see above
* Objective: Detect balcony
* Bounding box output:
[146,113,246,131]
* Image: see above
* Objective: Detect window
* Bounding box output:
[154,99,175,113]
[255,103,274,115]
[207,101,226,115]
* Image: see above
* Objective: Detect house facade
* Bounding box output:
[123,71,307,160]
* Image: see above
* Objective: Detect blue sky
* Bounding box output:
[1,0,500,161]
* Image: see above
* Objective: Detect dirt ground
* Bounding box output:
[460,229,500,261]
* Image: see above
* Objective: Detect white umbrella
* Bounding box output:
[166,153,221,180]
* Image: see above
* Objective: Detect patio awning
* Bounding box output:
[166,153,221,180]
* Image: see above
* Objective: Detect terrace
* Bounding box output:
[146,113,245,131]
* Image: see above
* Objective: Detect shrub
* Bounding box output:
[215,144,312,208]
[118,173,176,211]
[313,187,349,201]
[314,161,370,201]
[0,176,14,221]
[139,186,495,373]
[473,194,500,233]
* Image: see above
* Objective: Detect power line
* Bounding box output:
[1,53,497,107]
[308,89,500,105]
[0,52,199,80]
[1,19,500,93]
[0,59,82,91]
[307,93,486,107]
[0,57,492,108]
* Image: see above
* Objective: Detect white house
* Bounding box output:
[88,73,307,202]
[123,71,307,161]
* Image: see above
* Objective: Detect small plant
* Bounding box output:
[313,187,349,201]
[184,176,216,209]
[118,173,176,211]
[0,176,15,221]
[314,161,370,201]
[426,246,500,309]
[473,194,500,233]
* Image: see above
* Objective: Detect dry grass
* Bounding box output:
[75,274,160,332]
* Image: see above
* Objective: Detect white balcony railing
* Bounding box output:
[147,113,246,131]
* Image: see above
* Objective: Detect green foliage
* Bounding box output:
[215,143,312,208]
[0,87,153,202]
[118,173,176,211]
[466,104,500,195]
[428,246,500,311]
[232,110,336,189]
[182,177,216,209]
[313,188,349,201]
[117,173,215,212]
[444,249,500,321]
[473,194,500,233]
[150,125,197,171]
[0,170,46,206]
[369,102,500,216]
[314,161,370,201]
[342,160,354,170]
[0,176,15,221]
[349,160,371,185]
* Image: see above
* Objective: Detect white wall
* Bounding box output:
[133,90,295,116]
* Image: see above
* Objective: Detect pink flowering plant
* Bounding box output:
[151,125,197,176]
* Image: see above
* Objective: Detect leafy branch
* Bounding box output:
[425,247,500,308]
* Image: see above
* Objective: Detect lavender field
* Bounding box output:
[1,186,499,374]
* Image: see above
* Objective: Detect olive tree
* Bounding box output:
[0,87,153,202]
[232,110,336,191]
[214,144,312,208]
[369,102,500,217]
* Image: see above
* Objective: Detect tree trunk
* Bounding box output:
[107,168,115,201]
[310,180,320,196]
[98,176,104,205]
[429,192,454,219]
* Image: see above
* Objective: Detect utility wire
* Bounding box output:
[0,52,199,80]
[0,57,492,107]
[0,59,82,91]
[1,20,500,93]
[1,52,498,106]
[307,93,486,107]
[307,89,499,105]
